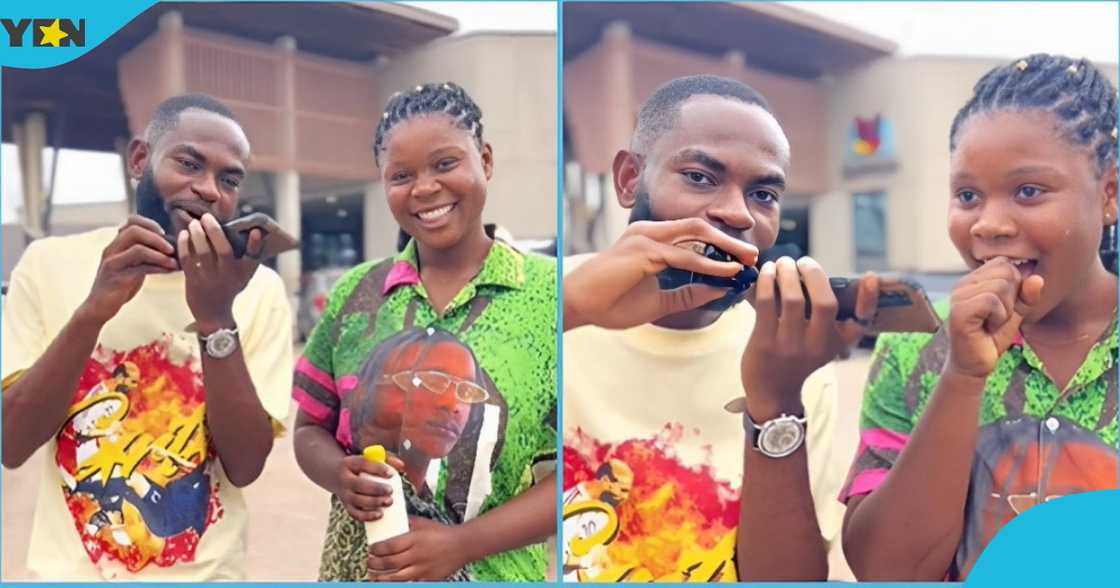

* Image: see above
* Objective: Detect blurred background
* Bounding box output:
[1,1,557,340]
[561,2,1117,580]
[0,1,556,580]
[563,1,1118,302]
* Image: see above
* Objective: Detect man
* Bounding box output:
[2,93,292,580]
[562,76,878,581]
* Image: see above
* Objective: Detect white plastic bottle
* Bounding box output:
[362,445,409,544]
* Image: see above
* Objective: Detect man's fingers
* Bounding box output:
[657,283,727,316]
[798,257,840,346]
[201,214,233,258]
[188,219,212,259]
[121,214,167,236]
[113,224,176,257]
[652,240,742,277]
[633,218,759,266]
[854,272,881,323]
[751,260,778,331]
[245,228,265,258]
[113,244,179,271]
[773,257,806,324]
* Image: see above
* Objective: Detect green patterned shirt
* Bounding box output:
[294,238,557,581]
[841,302,1117,579]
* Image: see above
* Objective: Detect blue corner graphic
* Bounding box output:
[0,1,154,69]
[967,489,1120,585]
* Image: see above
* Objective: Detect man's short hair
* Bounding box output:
[143,93,239,146]
[632,75,771,154]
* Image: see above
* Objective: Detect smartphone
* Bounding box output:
[669,243,941,333]
[164,213,300,260]
[830,276,941,333]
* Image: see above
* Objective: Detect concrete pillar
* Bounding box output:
[273,34,301,313]
[16,112,47,238]
[274,170,302,294]
[363,181,396,261]
[158,11,186,96]
[601,20,634,247]
[722,50,746,78]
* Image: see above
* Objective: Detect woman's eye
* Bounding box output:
[956,190,979,205]
[682,171,714,186]
[222,177,240,190]
[436,158,458,172]
[389,171,411,184]
[1016,185,1044,200]
[178,159,200,171]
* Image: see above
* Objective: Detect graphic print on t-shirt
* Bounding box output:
[339,324,509,521]
[55,337,221,573]
[563,424,740,582]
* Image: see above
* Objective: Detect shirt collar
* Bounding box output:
[381,238,526,296]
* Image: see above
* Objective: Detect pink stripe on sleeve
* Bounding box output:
[337,375,359,399]
[842,468,890,502]
[336,408,353,448]
[296,356,337,395]
[861,428,910,452]
[293,387,332,423]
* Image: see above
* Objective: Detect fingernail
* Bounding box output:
[796,256,819,268]
[760,261,776,274]
[777,256,795,266]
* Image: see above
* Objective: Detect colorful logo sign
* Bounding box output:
[844,113,898,177]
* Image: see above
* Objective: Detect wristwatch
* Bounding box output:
[198,327,240,359]
[740,407,807,458]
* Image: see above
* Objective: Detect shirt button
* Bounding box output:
[1045,417,1060,433]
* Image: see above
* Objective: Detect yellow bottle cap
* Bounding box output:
[363,445,386,464]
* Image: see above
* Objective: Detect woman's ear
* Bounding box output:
[1102,161,1117,226]
[480,142,494,181]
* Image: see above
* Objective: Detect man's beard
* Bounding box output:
[627,189,748,313]
[135,167,174,235]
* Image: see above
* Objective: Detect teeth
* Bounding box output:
[417,204,453,221]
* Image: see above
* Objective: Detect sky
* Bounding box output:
[787,1,1118,64]
[3,1,1117,221]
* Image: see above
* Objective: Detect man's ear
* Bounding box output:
[126,137,150,181]
[612,149,643,209]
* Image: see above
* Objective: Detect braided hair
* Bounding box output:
[373,81,484,166]
[951,54,1119,273]
[949,53,1118,176]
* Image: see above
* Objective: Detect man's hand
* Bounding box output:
[564,218,758,330]
[337,453,405,523]
[740,257,879,419]
[368,517,470,581]
[80,215,179,323]
[946,256,1043,380]
[178,213,263,332]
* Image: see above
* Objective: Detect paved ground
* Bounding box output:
[2,351,875,581]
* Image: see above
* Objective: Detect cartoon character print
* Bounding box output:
[958,416,1118,578]
[55,339,220,575]
[344,323,508,523]
[563,426,740,582]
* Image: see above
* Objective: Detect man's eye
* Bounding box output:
[682,171,714,186]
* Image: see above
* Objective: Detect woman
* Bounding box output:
[841,54,1118,581]
[291,82,556,582]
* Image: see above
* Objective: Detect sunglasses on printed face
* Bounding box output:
[378,370,490,404]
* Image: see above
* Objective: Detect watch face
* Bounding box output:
[206,331,238,358]
[758,417,805,458]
